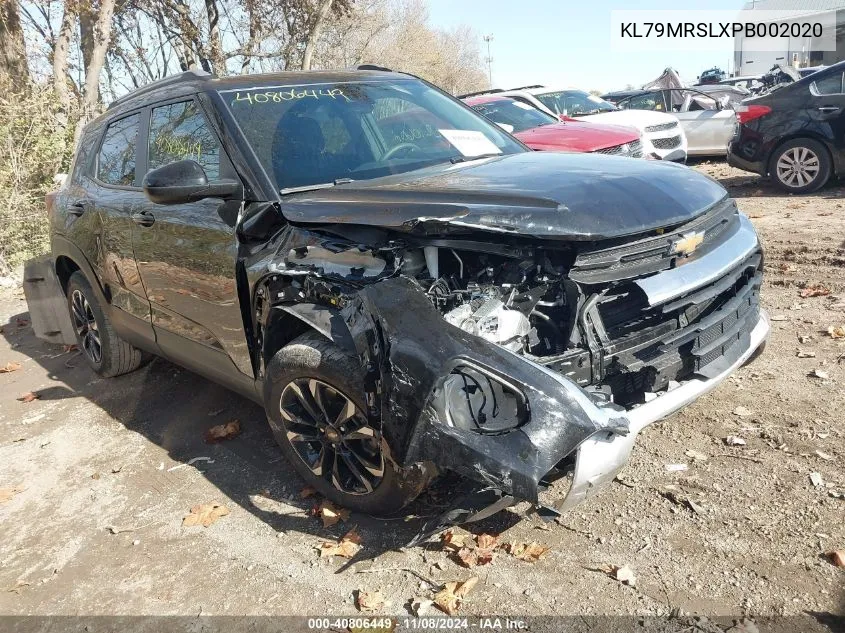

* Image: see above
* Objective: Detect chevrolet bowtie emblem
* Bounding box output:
[671,231,705,257]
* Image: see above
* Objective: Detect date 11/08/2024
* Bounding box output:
[306,617,528,630]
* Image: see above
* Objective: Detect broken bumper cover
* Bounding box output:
[557,309,770,511]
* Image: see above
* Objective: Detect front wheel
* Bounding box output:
[264,333,433,515]
[770,138,831,193]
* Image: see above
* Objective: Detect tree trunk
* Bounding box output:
[302,0,333,71]
[74,0,117,148]
[79,7,97,102]
[204,0,224,74]
[52,2,76,123]
[0,0,29,91]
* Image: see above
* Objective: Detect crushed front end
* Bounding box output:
[254,195,769,522]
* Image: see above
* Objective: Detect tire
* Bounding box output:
[264,332,434,515]
[66,271,144,377]
[770,138,832,193]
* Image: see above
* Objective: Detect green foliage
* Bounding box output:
[0,85,76,272]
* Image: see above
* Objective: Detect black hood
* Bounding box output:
[279,152,729,241]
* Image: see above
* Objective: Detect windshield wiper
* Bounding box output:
[449,153,501,164]
[279,178,354,195]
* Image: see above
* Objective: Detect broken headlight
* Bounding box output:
[434,363,529,434]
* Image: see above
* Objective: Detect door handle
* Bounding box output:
[131,210,156,227]
[67,202,87,216]
[817,106,841,113]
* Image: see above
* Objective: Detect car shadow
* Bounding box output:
[1,309,521,565]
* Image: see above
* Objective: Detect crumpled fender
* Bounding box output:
[340,276,628,503]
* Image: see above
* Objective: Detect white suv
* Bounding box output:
[500,86,688,162]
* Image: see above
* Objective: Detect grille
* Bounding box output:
[593,138,643,158]
[595,252,763,403]
[569,198,739,284]
[651,135,683,150]
[645,121,678,133]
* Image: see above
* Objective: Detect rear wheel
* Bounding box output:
[264,333,433,515]
[66,271,144,377]
[770,138,831,193]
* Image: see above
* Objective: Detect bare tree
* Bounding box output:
[0,0,29,90]
[301,0,332,70]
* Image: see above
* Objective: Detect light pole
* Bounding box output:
[483,34,494,88]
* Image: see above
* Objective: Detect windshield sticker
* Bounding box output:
[438,129,502,157]
[231,88,351,105]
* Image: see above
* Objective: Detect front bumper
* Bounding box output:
[558,309,769,511]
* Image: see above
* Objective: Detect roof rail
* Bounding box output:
[108,69,214,110]
[510,84,545,91]
[356,64,394,72]
[456,88,504,98]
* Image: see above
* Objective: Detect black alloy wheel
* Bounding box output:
[70,288,102,365]
[279,377,385,495]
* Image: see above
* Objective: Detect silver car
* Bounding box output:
[614,86,746,156]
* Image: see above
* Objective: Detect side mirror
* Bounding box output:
[143,159,241,205]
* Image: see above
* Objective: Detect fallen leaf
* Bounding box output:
[17,392,40,403]
[684,449,708,462]
[809,369,830,380]
[828,325,845,339]
[826,550,845,568]
[505,541,550,563]
[318,528,362,559]
[204,420,240,443]
[182,502,229,527]
[0,362,21,373]
[800,284,831,298]
[317,500,350,527]
[0,487,25,504]
[732,405,753,417]
[724,436,747,446]
[299,485,318,499]
[440,529,469,549]
[434,577,478,615]
[613,564,637,586]
[810,472,824,487]
[411,597,433,616]
[455,546,494,568]
[475,533,498,550]
[356,590,386,612]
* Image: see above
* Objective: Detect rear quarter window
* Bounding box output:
[97,114,140,186]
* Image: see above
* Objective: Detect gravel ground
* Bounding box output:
[0,162,843,626]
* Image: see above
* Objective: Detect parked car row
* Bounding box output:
[24,66,769,528]
[458,86,688,161]
[601,85,746,156]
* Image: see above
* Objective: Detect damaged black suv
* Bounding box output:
[26,68,769,520]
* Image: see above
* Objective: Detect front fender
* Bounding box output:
[340,276,627,503]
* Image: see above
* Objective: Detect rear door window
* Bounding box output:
[811,72,844,95]
[98,114,140,186]
[148,100,221,179]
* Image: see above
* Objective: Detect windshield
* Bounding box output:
[469,98,558,133]
[222,80,524,191]
[536,90,617,117]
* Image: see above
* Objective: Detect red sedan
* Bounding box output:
[463,94,644,157]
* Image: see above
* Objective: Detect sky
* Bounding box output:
[426,0,744,93]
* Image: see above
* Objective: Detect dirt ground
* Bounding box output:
[0,162,843,626]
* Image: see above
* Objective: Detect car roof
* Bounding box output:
[92,68,411,127]
[463,94,511,106]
